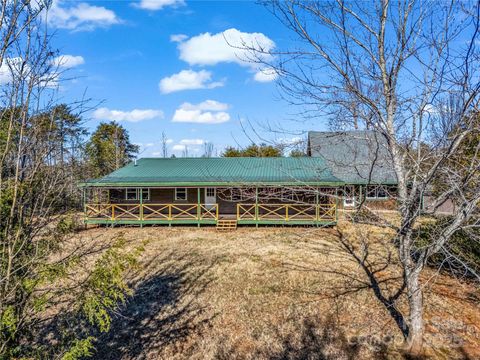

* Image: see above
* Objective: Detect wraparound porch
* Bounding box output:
[83,202,337,226]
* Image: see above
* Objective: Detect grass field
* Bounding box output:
[62,222,479,359]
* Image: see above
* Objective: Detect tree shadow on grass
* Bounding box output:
[275,227,438,359]
[91,252,217,359]
[267,316,362,360]
[214,314,394,360]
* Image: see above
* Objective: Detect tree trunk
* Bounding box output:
[406,269,424,355]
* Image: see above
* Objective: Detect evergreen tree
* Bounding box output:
[86,121,139,177]
[221,146,242,157]
[289,149,305,157]
[222,143,282,157]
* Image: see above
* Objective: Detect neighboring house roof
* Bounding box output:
[82,157,343,187]
[307,130,397,184]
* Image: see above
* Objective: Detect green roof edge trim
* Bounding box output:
[79,181,345,187]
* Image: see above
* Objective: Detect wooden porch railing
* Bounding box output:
[85,203,219,221]
[237,203,336,222]
[84,203,336,222]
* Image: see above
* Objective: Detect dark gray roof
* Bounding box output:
[307,130,397,184]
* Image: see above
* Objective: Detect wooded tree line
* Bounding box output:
[1,105,139,207]
[0,2,144,358]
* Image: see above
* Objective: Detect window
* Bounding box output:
[377,187,387,199]
[366,185,389,199]
[126,188,137,200]
[366,185,377,199]
[141,188,150,201]
[206,188,215,197]
[175,188,187,201]
[125,188,150,201]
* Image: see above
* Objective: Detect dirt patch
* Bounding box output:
[66,223,479,359]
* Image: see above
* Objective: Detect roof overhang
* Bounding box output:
[78,181,346,188]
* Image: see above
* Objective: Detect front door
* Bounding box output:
[205,187,216,206]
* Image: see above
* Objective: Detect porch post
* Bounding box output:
[255,186,259,228]
[197,187,201,227]
[83,187,87,223]
[139,188,143,227]
[335,187,339,223]
[82,187,86,214]
[315,188,319,225]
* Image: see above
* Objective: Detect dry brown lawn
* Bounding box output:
[65,222,479,359]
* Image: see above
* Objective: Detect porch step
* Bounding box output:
[216,219,237,231]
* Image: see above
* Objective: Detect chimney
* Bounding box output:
[134,159,138,166]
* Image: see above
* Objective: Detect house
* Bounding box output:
[80,131,399,227]
[80,157,341,226]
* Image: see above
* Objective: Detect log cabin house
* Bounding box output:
[80,131,398,227]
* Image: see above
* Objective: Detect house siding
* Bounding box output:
[109,188,202,204]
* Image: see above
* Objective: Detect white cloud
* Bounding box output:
[422,104,440,115]
[170,34,188,42]
[176,28,276,82]
[165,138,174,144]
[172,144,186,151]
[172,100,231,124]
[159,69,224,94]
[0,57,22,85]
[173,110,230,124]
[93,107,164,122]
[145,143,155,147]
[0,57,68,88]
[133,0,185,10]
[0,68,10,85]
[179,139,204,145]
[278,136,303,145]
[253,67,278,82]
[51,55,85,69]
[48,1,120,31]
[181,99,229,111]
[177,28,274,66]
[152,151,162,156]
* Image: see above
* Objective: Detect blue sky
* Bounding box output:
[48,0,325,157]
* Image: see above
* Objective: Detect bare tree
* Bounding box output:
[161,131,169,158]
[247,0,480,354]
[203,142,214,157]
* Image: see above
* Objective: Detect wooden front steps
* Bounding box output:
[216,219,237,231]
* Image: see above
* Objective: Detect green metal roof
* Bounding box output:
[82,157,343,187]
